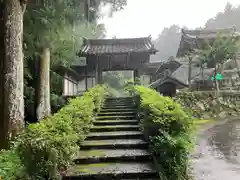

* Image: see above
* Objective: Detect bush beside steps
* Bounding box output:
[0,85,106,180]
[133,86,194,180]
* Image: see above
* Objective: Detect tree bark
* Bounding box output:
[0,1,5,149]
[36,48,51,120]
[1,0,26,149]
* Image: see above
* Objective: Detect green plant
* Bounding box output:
[133,86,194,180]
[0,85,106,180]
[0,148,24,180]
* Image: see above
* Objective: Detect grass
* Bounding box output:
[193,119,215,131]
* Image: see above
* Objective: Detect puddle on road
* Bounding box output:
[192,119,240,180]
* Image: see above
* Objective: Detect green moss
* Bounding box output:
[194,119,214,125]
[193,119,215,131]
[72,163,110,173]
[82,140,110,145]
[78,150,106,158]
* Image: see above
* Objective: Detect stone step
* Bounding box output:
[105,103,134,106]
[95,117,137,121]
[80,139,148,150]
[103,106,136,109]
[97,112,136,116]
[96,116,136,120]
[105,101,134,104]
[86,131,143,140]
[64,162,158,180]
[105,102,134,105]
[90,125,140,132]
[93,120,138,126]
[105,99,134,101]
[104,103,135,106]
[74,149,152,164]
[101,106,136,110]
[104,103,134,105]
[106,97,133,100]
[105,99,134,102]
[100,108,136,112]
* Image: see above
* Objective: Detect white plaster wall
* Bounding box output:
[140,75,150,86]
[77,79,86,94]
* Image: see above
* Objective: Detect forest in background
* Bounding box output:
[151,2,240,62]
[0,0,127,150]
[20,0,127,122]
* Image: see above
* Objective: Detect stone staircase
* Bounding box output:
[63,97,159,180]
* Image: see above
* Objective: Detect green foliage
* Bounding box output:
[0,149,24,180]
[133,86,194,180]
[102,71,124,89]
[50,93,66,112]
[0,85,106,180]
[103,71,134,97]
[196,31,239,68]
[23,0,107,113]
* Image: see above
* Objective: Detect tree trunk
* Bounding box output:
[36,48,51,120]
[214,65,220,96]
[1,0,26,149]
[0,1,5,149]
[234,59,240,79]
[188,56,192,89]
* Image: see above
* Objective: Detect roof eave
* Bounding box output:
[78,49,158,56]
[150,76,188,89]
[54,65,81,80]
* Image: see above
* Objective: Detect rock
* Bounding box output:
[196,102,205,111]
[219,111,227,118]
[202,113,211,120]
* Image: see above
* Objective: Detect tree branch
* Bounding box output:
[19,0,27,13]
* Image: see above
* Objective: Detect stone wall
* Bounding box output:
[175,91,240,119]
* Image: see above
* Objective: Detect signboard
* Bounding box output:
[211,73,223,81]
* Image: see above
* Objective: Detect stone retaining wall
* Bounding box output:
[175,91,240,119]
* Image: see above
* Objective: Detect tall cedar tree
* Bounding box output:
[0,0,26,149]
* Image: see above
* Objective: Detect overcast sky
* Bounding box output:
[99,0,240,39]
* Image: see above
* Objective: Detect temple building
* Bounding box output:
[57,36,158,96]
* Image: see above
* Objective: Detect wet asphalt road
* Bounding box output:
[192,119,240,180]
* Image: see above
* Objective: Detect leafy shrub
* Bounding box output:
[0,85,106,180]
[0,149,24,180]
[133,86,194,180]
[50,93,66,113]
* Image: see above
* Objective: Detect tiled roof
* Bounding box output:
[182,28,237,39]
[156,60,181,74]
[171,64,201,85]
[177,27,240,57]
[54,66,81,80]
[149,76,188,89]
[79,36,158,55]
[143,62,163,70]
